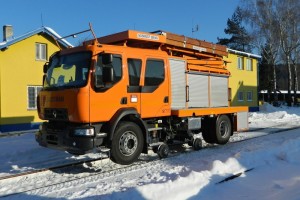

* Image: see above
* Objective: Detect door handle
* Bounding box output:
[120,97,127,104]
[164,96,169,103]
[186,85,189,102]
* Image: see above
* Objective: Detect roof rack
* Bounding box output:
[96,30,228,58]
[90,30,229,75]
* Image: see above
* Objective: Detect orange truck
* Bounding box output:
[36,30,248,165]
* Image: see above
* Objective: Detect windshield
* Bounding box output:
[44,52,91,89]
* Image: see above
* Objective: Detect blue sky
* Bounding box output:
[1,0,240,44]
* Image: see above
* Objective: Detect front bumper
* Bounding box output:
[35,122,106,155]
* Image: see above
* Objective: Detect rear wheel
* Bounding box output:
[111,122,144,165]
[215,115,232,144]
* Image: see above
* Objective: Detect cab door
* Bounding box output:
[140,58,170,118]
[126,58,142,114]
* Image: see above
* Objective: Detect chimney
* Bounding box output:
[3,25,13,42]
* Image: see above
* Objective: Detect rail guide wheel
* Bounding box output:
[157,143,170,159]
[192,138,202,151]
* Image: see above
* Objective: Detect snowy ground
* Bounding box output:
[0,103,300,199]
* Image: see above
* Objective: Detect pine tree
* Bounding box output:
[218,7,252,52]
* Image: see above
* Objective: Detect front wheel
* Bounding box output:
[110,122,144,165]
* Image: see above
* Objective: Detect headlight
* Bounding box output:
[73,128,95,136]
[39,124,43,131]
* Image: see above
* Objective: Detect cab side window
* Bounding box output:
[144,59,165,86]
[128,58,142,86]
[95,54,122,90]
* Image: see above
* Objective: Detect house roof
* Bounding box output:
[228,48,261,59]
[0,26,73,50]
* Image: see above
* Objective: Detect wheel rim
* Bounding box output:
[119,131,138,156]
[219,121,229,138]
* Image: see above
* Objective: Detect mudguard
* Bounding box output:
[107,108,148,147]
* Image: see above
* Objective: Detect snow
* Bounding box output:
[44,27,74,47]
[0,103,300,199]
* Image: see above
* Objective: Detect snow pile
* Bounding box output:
[249,102,300,128]
[137,158,245,200]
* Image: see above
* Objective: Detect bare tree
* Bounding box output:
[240,0,300,106]
[291,28,300,104]
[275,0,300,106]
[240,0,280,101]
[290,3,300,105]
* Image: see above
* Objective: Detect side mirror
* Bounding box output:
[43,62,49,73]
[103,66,114,83]
[42,74,46,85]
[102,53,113,65]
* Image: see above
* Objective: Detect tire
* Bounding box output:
[192,138,202,151]
[202,117,217,144]
[157,143,169,159]
[215,115,232,145]
[110,121,144,165]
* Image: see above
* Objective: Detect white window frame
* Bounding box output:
[238,91,244,101]
[247,91,253,101]
[27,86,42,110]
[246,58,252,71]
[35,43,47,61]
[237,57,243,70]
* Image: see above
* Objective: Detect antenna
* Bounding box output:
[41,13,44,27]
[192,24,199,37]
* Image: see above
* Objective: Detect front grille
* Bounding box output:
[46,134,58,145]
[44,108,68,121]
[44,122,67,145]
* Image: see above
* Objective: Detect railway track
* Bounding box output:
[0,157,106,181]
[0,152,162,198]
[1,123,300,198]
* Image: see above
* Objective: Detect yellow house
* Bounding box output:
[226,49,261,112]
[0,26,72,133]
